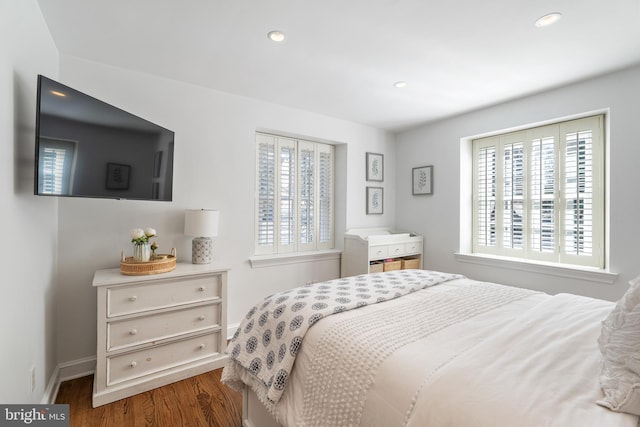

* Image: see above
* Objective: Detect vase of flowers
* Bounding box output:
[131,227,157,262]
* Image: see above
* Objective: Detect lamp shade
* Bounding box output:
[184,209,219,237]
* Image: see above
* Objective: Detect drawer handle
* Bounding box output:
[129,361,137,368]
[129,296,137,302]
[198,315,206,321]
[129,329,137,336]
[394,248,400,252]
[198,344,206,350]
[198,286,206,292]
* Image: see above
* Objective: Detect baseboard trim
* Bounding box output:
[42,365,60,405]
[59,356,96,382]
[46,356,96,404]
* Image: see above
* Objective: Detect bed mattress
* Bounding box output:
[224,275,639,427]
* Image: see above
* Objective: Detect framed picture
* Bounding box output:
[412,165,433,195]
[105,163,130,190]
[366,152,384,182]
[366,186,384,214]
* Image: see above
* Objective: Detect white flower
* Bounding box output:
[131,228,145,240]
[131,227,157,245]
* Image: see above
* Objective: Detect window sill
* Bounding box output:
[454,253,618,285]
[249,249,342,268]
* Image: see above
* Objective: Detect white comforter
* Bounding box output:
[222,270,463,405]
[273,277,639,427]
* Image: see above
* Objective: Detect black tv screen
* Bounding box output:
[34,75,174,201]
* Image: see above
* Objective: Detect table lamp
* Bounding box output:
[184,209,219,264]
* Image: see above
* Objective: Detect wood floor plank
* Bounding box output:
[55,369,242,427]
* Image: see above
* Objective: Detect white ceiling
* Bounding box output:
[37,0,640,132]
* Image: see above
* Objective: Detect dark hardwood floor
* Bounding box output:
[55,368,242,427]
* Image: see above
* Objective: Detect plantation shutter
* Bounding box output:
[317,143,334,249]
[529,126,557,259]
[472,115,604,268]
[255,133,335,255]
[559,116,604,268]
[474,139,498,250]
[255,134,277,255]
[278,138,297,253]
[501,132,525,253]
[298,141,315,252]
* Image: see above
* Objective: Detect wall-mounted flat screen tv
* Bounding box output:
[34,75,174,201]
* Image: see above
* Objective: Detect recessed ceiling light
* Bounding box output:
[393,81,408,89]
[267,31,286,42]
[50,90,66,97]
[535,12,562,27]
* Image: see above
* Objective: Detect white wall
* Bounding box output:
[55,56,396,365]
[0,0,59,403]
[395,64,640,302]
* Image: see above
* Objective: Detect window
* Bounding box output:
[255,132,335,255]
[472,115,604,268]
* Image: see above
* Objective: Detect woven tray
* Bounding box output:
[120,254,177,276]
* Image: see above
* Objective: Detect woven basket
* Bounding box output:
[401,257,421,269]
[369,261,384,273]
[383,259,402,271]
[120,254,177,276]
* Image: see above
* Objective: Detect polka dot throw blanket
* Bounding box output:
[222,269,464,404]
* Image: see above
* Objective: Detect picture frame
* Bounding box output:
[366,186,384,214]
[366,152,384,182]
[105,162,130,190]
[412,165,433,195]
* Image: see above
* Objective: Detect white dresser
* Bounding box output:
[341,228,423,277]
[92,263,229,407]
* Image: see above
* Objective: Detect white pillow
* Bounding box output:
[597,275,640,415]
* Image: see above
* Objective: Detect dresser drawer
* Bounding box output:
[107,304,220,351]
[387,244,405,257]
[369,245,389,259]
[107,332,220,386]
[404,241,421,254]
[107,275,221,317]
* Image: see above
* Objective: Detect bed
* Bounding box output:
[221,269,640,427]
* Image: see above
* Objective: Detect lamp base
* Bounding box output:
[191,237,213,264]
